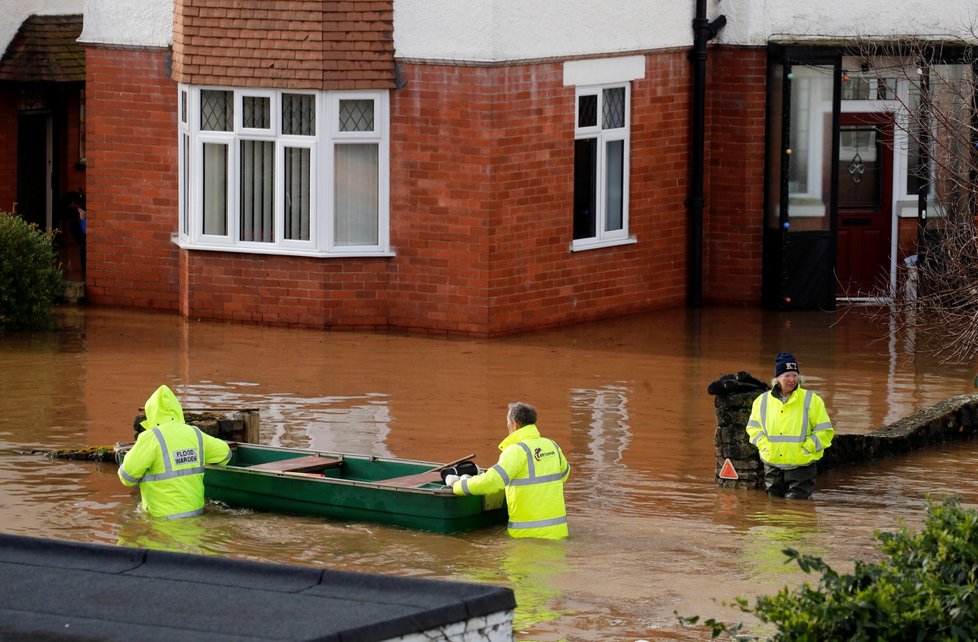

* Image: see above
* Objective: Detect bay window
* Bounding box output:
[178,86,390,256]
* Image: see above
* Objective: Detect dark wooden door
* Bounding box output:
[835,112,893,297]
[16,113,51,229]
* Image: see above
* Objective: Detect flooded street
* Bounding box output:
[2,305,978,640]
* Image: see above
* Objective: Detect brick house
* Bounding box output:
[2,1,975,335]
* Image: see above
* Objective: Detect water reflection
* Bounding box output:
[1,305,977,640]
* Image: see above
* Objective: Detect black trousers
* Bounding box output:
[764,462,817,499]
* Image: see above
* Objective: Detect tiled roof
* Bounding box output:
[0,14,84,83]
[172,1,395,90]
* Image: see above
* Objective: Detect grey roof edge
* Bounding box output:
[0,532,516,641]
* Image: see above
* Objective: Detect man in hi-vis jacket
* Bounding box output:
[746,352,834,500]
[119,385,232,519]
[447,402,570,539]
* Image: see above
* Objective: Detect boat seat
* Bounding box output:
[248,456,343,473]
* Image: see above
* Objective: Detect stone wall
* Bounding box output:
[131,408,260,444]
[711,373,978,489]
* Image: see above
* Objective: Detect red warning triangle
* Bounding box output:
[719,458,739,480]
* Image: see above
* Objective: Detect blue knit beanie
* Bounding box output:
[775,352,799,377]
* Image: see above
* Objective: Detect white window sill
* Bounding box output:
[570,235,637,252]
[171,234,395,258]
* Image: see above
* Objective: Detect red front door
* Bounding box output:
[835,113,893,297]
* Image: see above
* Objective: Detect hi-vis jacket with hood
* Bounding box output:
[452,424,570,539]
[118,385,231,519]
[746,384,834,469]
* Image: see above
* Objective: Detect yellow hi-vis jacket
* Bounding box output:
[453,424,570,539]
[118,385,231,519]
[746,385,834,469]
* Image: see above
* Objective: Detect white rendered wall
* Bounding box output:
[78,0,172,48]
[393,0,693,62]
[394,0,978,62]
[2,0,82,55]
[719,0,978,46]
[22,0,977,60]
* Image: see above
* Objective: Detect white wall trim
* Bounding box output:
[563,56,646,87]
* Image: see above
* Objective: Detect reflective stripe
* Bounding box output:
[460,478,473,495]
[508,515,568,530]
[143,467,206,482]
[764,390,813,443]
[491,463,510,485]
[141,426,205,483]
[759,394,768,431]
[510,467,569,486]
[517,443,536,479]
[747,419,762,429]
[811,434,823,451]
[767,433,806,443]
[508,442,567,487]
[119,468,141,484]
[164,508,204,520]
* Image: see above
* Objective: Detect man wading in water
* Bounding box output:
[745,352,834,499]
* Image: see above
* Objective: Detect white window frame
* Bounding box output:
[571,82,635,252]
[177,85,392,258]
[327,92,390,254]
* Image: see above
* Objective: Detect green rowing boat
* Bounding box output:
[203,443,507,534]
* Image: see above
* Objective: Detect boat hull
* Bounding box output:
[204,444,507,534]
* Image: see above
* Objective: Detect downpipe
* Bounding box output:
[687,1,726,307]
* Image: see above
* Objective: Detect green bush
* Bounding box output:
[681,496,978,641]
[0,211,64,330]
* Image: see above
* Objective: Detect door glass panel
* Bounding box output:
[765,63,783,230]
[787,65,833,231]
[838,126,880,209]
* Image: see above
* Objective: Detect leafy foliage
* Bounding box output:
[679,497,978,640]
[0,211,64,331]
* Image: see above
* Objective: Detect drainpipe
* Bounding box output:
[688,1,726,307]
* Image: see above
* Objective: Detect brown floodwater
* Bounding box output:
[2,304,977,640]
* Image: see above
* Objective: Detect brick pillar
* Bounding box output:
[709,373,768,489]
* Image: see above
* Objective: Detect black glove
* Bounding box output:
[440,460,479,483]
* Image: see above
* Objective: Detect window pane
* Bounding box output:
[284,147,311,241]
[578,95,597,128]
[605,139,624,231]
[603,87,625,129]
[243,96,270,129]
[202,143,227,235]
[573,137,597,240]
[182,133,189,233]
[334,144,378,245]
[838,126,880,209]
[282,93,315,136]
[201,90,232,132]
[239,140,274,242]
[339,99,374,132]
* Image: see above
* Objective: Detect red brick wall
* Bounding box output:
[487,53,692,334]
[703,46,767,303]
[85,46,180,310]
[58,88,86,202]
[0,90,16,213]
[172,0,395,90]
[180,252,392,329]
[390,53,694,336]
[387,65,494,335]
[85,44,767,336]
